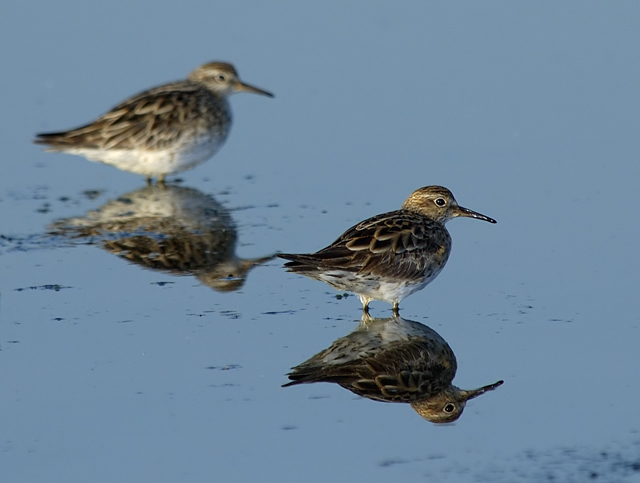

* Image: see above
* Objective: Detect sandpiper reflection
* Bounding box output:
[284,315,503,423]
[49,185,273,291]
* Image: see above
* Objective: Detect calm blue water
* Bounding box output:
[1,2,639,482]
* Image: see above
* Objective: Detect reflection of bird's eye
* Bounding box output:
[443,403,455,413]
[435,198,446,207]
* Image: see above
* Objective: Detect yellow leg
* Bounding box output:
[360,311,373,324]
[359,295,372,314]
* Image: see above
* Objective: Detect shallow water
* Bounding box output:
[2,2,640,482]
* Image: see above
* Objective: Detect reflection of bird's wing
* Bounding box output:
[279,210,451,281]
[349,342,456,403]
[285,336,457,403]
[48,185,238,274]
[100,223,237,273]
[34,82,229,150]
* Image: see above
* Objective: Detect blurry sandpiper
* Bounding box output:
[48,184,274,292]
[278,186,496,313]
[284,314,503,423]
[34,62,273,183]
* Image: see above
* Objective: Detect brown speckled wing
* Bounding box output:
[34,82,230,151]
[49,215,237,275]
[285,339,457,403]
[348,345,455,403]
[281,210,451,281]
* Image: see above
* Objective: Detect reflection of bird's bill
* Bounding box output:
[459,379,504,401]
[454,205,497,224]
[197,254,275,292]
[235,81,274,97]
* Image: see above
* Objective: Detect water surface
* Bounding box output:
[1,2,639,482]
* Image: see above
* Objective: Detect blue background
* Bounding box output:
[1,2,639,481]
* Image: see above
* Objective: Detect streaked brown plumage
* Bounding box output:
[278,186,496,312]
[34,62,273,183]
[284,314,503,423]
[49,185,273,292]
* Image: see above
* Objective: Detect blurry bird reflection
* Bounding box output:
[284,315,502,423]
[49,185,273,292]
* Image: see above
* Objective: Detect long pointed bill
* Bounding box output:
[460,380,504,402]
[235,81,274,97]
[456,206,497,224]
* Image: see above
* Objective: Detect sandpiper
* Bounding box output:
[278,186,496,313]
[49,185,273,291]
[284,314,503,423]
[34,62,273,183]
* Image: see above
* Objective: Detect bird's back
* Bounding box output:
[280,209,452,283]
[34,81,231,152]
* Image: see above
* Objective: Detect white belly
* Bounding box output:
[318,271,431,304]
[62,135,226,177]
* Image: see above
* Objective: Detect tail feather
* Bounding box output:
[34,132,67,146]
[277,251,357,271]
[34,121,101,148]
[282,379,302,387]
[277,252,321,270]
[283,367,359,387]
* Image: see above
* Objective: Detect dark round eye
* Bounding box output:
[435,198,447,207]
[216,74,228,82]
[443,403,456,413]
